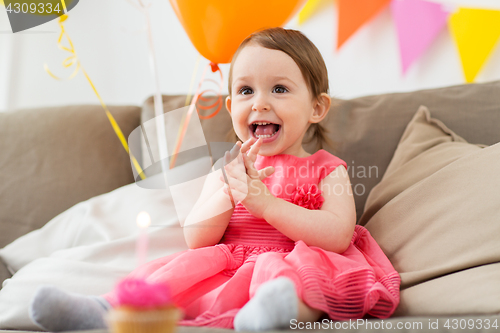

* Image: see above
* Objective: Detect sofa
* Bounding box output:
[0,80,499,332]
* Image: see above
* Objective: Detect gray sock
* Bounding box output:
[29,285,110,332]
[234,277,298,331]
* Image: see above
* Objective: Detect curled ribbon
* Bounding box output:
[44,12,146,180]
[169,61,224,169]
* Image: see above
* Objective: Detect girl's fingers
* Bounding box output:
[242,152,260,179]
[224,163,247,182]
[227,136,263,180]
[237,151,244,165]
[229,142,240,161]
[223,152,233,172]
[224,163,247,185]
[258,166,275,181]
[223,151,231,166]
[247,137,262,160]
[225,153,244,173]
[227,178,249,195]
[240,137,256,154]
[224,152,240,173]
[223,186,245,205]
[222,176,247,200]
[223,153,241,186]
[223,175,248,200]
[244,138,261,173]
[224,143,241,167]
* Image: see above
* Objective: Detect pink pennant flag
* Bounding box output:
[391,0,449,74]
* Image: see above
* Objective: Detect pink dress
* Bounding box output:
[103,150,400,327]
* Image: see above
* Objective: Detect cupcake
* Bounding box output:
[106,278,181,333]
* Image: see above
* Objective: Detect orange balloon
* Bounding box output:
[169,0,306,64]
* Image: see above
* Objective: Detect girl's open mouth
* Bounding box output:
[249,122,281,143]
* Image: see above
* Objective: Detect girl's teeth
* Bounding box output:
[256,131,278,139]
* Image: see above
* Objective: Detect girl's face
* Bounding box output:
[226,44,321,157]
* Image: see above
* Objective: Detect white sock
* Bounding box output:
[234,277,298,331]
[29,285,110,332]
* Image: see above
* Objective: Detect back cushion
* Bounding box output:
[0,105,141,249]
[141,80,500,221]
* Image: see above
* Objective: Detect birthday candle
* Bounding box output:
[136,211,151,267]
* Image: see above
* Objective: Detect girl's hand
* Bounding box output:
[221,137,275,218]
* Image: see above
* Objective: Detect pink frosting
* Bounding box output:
[289,184,324,210]
[115,278,172,309]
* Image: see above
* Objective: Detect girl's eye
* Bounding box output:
[273,85,288,94]
[238,87,253,95]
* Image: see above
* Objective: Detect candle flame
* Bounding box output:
[136,211,151,228]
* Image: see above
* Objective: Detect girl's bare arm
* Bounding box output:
[262,165,356,253]
[183,165,235,249]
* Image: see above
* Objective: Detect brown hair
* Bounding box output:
[226,27,335,152]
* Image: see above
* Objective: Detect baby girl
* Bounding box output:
[29,27,400,331]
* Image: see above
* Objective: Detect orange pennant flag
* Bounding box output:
[337,0,392,50]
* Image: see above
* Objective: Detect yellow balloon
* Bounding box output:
[169,0,306,64]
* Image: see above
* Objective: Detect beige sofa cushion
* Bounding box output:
[142,81,500,222]
[328,80,500,222]
[360,106,500,316]
[0,105,141,251]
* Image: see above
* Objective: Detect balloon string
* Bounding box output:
[169,62,224,169]
[172,55,214,162]
[136,0,170,184]
[185,54,202,107]
[44,14,146,180]
[168,62,209,169]
[170,54,202,170]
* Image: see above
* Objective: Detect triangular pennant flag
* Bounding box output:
[337,0,392,50]
[298,0,331,25]
[449,8,500,83]
[391,0,449,74]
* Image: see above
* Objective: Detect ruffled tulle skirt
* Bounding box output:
[103,225,400,328]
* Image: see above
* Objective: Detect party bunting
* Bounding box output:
[298,0,331,25]
[391,0,449,74]
[337,0,391,50]
[449,8,500,83]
